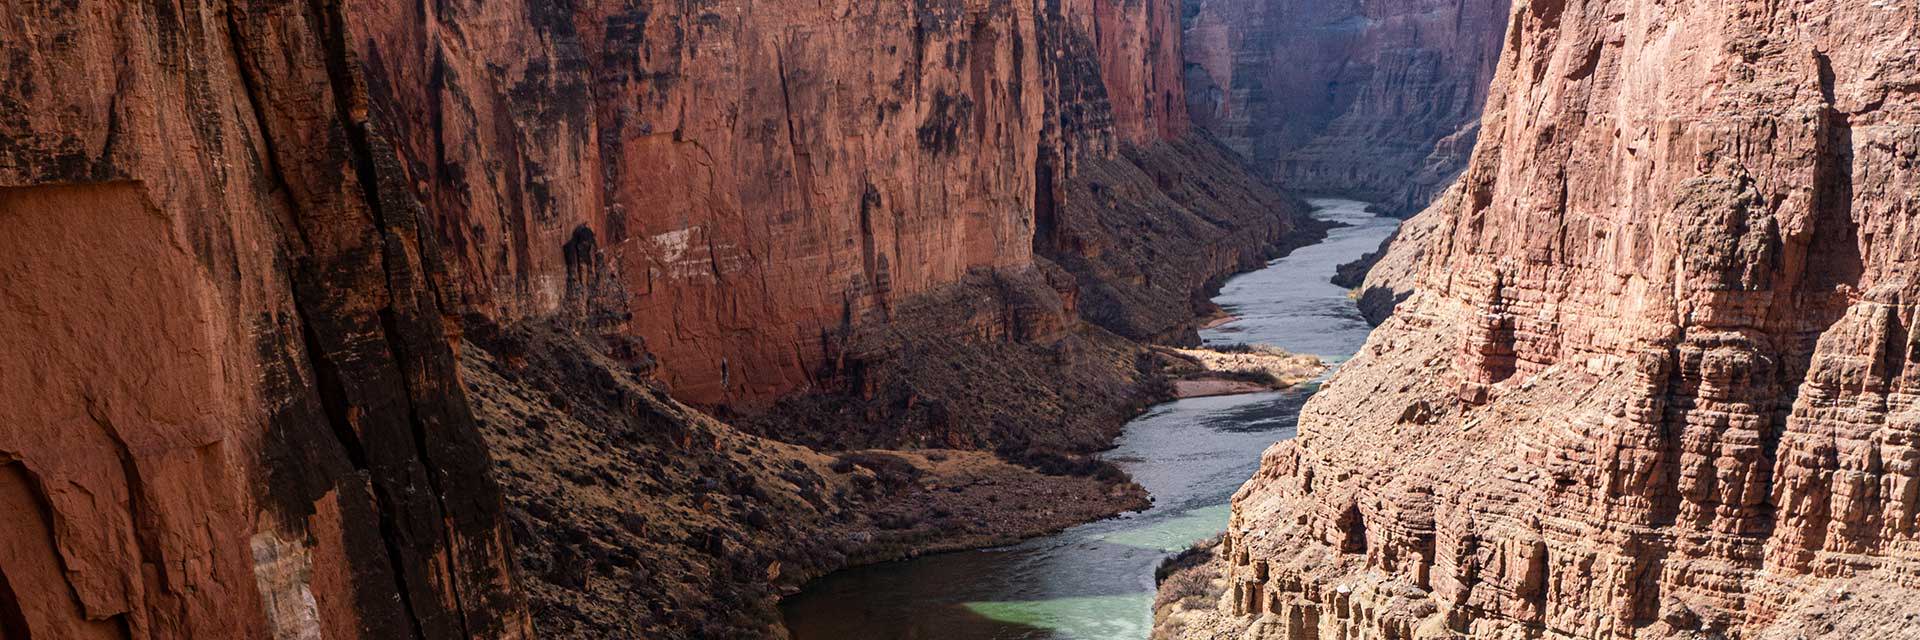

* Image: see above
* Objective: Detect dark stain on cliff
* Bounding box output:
[917,90,976,154]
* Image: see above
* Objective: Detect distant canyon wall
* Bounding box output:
[348,0,1195,406]
[1183,0,1509,216]
[1164,0,1920,638]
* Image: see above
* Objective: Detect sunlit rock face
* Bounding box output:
[1182,0,1510,216]
[1173,0,1920,637]
[347,0,1193,406]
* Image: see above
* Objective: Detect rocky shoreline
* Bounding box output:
[1151,539,1234,639]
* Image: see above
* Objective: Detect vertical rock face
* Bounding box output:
[1183,0,1510,216]
[1165,0,1920,638]
[1072,0,1192,144]
[344,0,1197,406]
[0,1,528,638]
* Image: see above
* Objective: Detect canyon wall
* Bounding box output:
[345,0,1197,406]
[0,1,529,638]
[1183,0,1510,216]
[1160,0,1920,638]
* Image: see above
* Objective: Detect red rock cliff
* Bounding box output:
[1183,0,1509,216]
[1159,1,1920,638]
[1,1,528,638]
[344,0,1196,406]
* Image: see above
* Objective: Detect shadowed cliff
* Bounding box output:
[1183,0,1510,217]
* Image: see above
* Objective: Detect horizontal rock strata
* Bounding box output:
[347,0,1202,407]
[1163,0,1920,638]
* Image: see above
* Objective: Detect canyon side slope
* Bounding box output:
[1157,0,1920,638]
[1183,0,1511,216]
[1,0,1316,638]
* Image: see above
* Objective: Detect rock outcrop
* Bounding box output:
[459,321,1150,638]
[741,135,1320,455]
[346,0,1204,407]
[1183,0,1510,216]
[1,1,528,638]
[1336,198,1444,325]
[1159,0,1920,638]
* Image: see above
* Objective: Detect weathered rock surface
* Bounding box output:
[1162,0,1920,638]
[346,0,1203,406]
[1183,0,1510,216]
[1046,136,1327,344]
[739,135,1319,454]
[1,1,528,638]
[1337,198,1444,325]
[469,109,1315,636]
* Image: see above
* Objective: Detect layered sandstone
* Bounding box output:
[740,137,1318,454]
[1161,0,1920,638]
[1183,0,1510,216]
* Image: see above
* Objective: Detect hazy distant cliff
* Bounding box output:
[1183,0,1509,216]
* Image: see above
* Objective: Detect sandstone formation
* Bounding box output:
[1161,0,1920,638]
[346,0,1204,407]
[1,1,528,638]
[741,136,1320,454]
[1183,0,1510,216]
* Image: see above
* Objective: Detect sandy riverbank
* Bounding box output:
[1160,345,1325,398]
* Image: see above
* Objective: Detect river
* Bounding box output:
[780,198,1399,639]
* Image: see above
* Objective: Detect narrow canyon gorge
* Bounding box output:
[1183,0,1512,216]
[3,0,1917,639]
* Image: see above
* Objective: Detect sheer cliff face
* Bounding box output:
[0,2,527,639]
[1181,0,1920,638]
[1183,0,1509,216]
[346,0,1191,406]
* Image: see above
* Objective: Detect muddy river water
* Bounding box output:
[781,199,1399,639]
